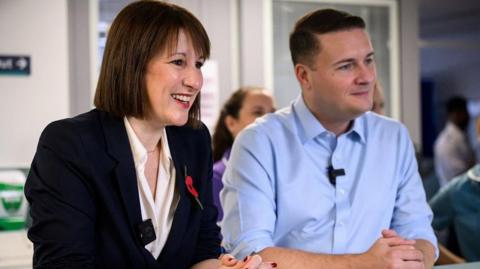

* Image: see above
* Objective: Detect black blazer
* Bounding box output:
[25,109,221,269]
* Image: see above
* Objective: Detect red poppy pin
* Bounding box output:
[184,166,204,210]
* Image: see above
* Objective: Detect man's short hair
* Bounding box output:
[446,96,468,114]
[94,0,210,128]
[289,9,365,67]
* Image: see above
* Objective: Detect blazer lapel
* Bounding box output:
[99,112,143,237]
[159,127,192,259]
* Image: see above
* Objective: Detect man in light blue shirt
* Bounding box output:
[221,8,437,269]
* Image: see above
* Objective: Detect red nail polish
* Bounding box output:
[243,256,249,262]
[228,257,233,261]
[271,262,277,268]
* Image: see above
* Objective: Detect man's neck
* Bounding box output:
[301,95,357,136]
[319,119,353,137]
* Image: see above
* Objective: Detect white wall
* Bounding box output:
[0,0,70,168]
[239,0,272,91]
[0,0,97,168]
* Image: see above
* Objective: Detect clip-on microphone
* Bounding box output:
[327,165,345,186]
[137,219,156,246]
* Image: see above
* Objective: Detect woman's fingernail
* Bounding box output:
[271,262,277,268]
[243,256,249,262]
[228,257,233,261]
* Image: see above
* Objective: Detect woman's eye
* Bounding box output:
[171,59,185,66]
[195,61,204,69]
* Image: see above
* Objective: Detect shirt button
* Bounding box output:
[338,221,344,226]
[338,189,345,195]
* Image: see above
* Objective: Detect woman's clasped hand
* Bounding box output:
[219,254,277,269]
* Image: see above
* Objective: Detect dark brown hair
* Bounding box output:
[212,87,262,162]
[289,9,365,67]
[94,0,210,128]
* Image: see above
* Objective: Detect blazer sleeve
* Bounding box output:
[25,120,96,268]
[190,126,222,266]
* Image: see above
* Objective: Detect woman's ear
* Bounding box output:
[295,64,311,91]
[225,115,239,137]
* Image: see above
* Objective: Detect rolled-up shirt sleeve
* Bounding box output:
[220,128,276,258]
[391,126,439,258]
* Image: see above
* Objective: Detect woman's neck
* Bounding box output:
[127,116,164,151]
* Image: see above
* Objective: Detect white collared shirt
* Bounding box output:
[434,122,475,187]
[124,118,178,258]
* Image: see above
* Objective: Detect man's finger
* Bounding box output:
[401,260,425,269]
[384,236,416,246]
[382,229,398,238]
[390,245,417,250]
[390,248,424,262]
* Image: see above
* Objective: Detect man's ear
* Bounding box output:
[295,63,311,91]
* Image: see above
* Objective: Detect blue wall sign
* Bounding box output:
[0,55,31,76]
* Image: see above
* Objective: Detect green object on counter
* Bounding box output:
[0,176,26,231]
[0,217,25,230]
[0,182,24,214]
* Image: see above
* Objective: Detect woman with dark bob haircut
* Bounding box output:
[25,1,274,269]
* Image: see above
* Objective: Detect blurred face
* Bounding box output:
[227,90,275,137]
[145,30,204,127]
[372,81,385,115]
[297,29,376,125]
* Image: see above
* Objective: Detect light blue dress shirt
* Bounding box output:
[430,164,480,262]
[220,96,437,259]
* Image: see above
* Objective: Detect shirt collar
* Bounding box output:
[123,117,172,167]
[293,95,366,144]
[348,113,366,144]
[293,95,327,143]
[467,164,480,182]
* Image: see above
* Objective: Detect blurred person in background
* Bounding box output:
[434,96,476,188]
[430,116,480,262]
[211,87,275,222]
[371,80,385,115]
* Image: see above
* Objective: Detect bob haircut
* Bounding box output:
[94,0,210,128]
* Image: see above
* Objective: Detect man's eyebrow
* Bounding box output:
[365,52,375,59]
[332,52,375,66]
[332,58,355,66]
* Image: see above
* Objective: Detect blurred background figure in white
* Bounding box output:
[434,96,476,187]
